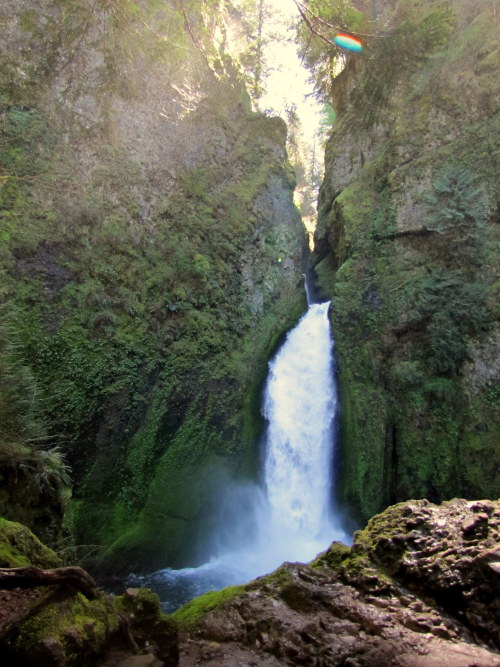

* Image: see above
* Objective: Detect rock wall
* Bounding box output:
[314,0,499,525]
[0,0,307,572]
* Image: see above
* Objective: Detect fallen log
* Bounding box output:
[0,566,98,599]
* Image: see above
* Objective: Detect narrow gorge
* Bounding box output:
[0,0,498,665]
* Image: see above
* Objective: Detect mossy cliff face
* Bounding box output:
[314,0,499,525]
[0,0,307,572]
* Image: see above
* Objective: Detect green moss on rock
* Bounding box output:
[0,517,61,568]
[113,588,178,663]
[172,584,244,630]
[6,590,119,666]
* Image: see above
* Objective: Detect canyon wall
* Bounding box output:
[314,0,499,524]
[0,0,307,571]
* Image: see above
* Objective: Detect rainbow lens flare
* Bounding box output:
[333,33,363,53]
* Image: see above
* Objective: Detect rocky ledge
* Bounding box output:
[1,498,499,666]
[175,498,500,666]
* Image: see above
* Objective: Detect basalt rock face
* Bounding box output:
[0,0,306,572]
[175,498,500,666]
[314,0,500,524]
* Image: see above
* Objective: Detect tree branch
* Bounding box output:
[294,0,381,40]
[0,566,98,599]
[294,1,334,47]
[179,1,214,73]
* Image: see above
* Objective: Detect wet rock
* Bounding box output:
[2,502,500,666]
[175,499,500,666]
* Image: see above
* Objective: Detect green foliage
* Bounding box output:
[18,447,71,496]
[318,102,336,133]
[390,360,425,388]
[297,0,455,128]
[485,381,500,406]
[237,0,271,106]
[340,5,455,129]
[405,271,489,374]
[0,320,44,446]
[0,318,71,553]
[422,166,487,265]
[296,0,366,100]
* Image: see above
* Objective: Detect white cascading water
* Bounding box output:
[261,300,343,563]
[129,294,349,611]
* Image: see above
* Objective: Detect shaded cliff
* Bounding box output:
[0,0,307,571]
[313,0,499,524]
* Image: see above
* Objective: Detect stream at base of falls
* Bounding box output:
[119,298,350,613]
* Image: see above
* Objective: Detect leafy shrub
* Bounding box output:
[406,271,489,374]
[297,0,454,128]
[423,165,487,265]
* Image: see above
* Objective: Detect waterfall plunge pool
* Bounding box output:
[117,300,350,612]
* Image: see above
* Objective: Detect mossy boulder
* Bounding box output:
[0,521,178,666]
[2,585,179,667]
[4,589,120,667]
[0,517,61,568]
[114,588,179,664]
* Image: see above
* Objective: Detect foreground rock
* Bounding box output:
[0,518,177,666]
[1,499,499,665]
[174,498,500,666]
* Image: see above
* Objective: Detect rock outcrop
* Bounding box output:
[2,499,499,666]
[175,498,500,666]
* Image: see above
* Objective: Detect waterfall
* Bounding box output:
[262,301,340,562]
[129,297,349,611]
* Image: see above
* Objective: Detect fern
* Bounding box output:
[423,165,487,266]
[406,271,489,375]
[424,166,486,230]
[0,317,71,498]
